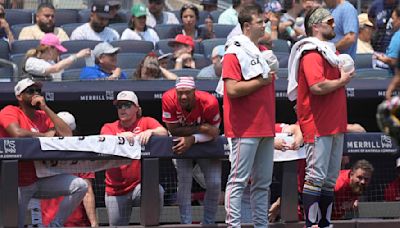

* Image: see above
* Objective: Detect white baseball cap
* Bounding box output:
[396,157,400,168]
[92,42,120,58]
[114,91,139,106]
[57,111,76,131]
[14,78,42,96]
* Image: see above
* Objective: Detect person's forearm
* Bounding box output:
[310,78,346,95]
[150,127,168,136]
[41,105,72,136]
[45,54,77,74]
[5,27,14,44]
[335,33,356,51]
[160,67,177,80]
[379,55,397,67]
[386,75,400,99]
[168,125,200,137]
[225,76,270,98]
[82,181,98,227]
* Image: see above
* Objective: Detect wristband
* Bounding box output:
[69,54,78,63]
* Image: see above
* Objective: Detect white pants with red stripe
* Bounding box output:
[225,137,274,228]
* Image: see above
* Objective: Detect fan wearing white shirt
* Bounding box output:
[121,3,160,46]
[70,0,119,42]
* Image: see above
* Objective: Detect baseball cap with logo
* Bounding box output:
[131,3,147,17]
[40,33,67,53]
[211,45,225,58]
[92,42,120,58]
[114,91,139,106]
[91,0,113,19]
[201,0,217,6]
[14,78,43,96]
[264,0,286,13]
[358,13,373,27]
[168,34,195,49]
[57,111,76,131]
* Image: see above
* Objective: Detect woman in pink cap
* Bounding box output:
[23,33,91,81]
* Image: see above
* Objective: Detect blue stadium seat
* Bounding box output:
[170,68,201,77]
[54,9,79,26]
[61,40,101,54]
[272,39,290,53]
[113,9,130,23]
[11,23,33,39]
[9,53,26,76]
[154,24,180,39]
[156,39,202,55]
[111,40,154,54]
[11,40,40,55]
[355,53,373,69]
[355,68,390,78]
[193,54,211,69]
[276,68,288,78]
[62,68,82,81]
[109,23,128,36]
[117,53,146,69]
[60,23,84,37]
[199,24,235,39]
[210,10,222,22]
[78,9,90,23]
[274,52,289,68]
[0,40,10,60]
[5,9,33,26]
[124,68,136,79]
[201,38,226,58]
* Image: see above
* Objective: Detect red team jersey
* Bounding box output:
[101,117,162,196]
[222,53,275,138]
[297,50,347,143]
[162,89,221,126]
[41,173,95,227]
[384,177,400,201]
[333,170,359,219]
[0,105,54,186]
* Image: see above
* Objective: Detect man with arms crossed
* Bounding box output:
[222,3,275,227]
[162,76,221,224]
[296,7,353,228]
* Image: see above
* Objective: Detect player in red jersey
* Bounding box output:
[101,90,167,226]
[384,158,400,202]
[162,76,221,224]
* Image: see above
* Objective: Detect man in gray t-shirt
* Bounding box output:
[197,45,225,79]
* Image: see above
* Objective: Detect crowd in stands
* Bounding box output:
[1,0,400,227]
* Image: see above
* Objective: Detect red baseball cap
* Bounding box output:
[168,34,195,49]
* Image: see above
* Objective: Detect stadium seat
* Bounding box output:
[124,68,136,79]
[113,9,130,24]
[10,23,33,39]
[11,40,40,55]
[355,68,390,78]
[210,10,222,22]
[276,68,288,78]
[60,23,84,37]
[111,40,154,54]
[5,9,33,26]
[154,24,180,39]
[61,40,101,54]
[199,24,235,39]
[274,52,289,68]
[198,11,212,25]
[170,68,201,77]
[201,38,226,58]
[54,9,79,26]
[193,53,211,69]
[78,9,90,23]
[0,40,10,60]
[156,39,202,55]
[62,68,82,81]
[272,39,290,53]
[9,53,26,76]
[355,53,373,69]
[109,23,128,36]
[0,66,14,82]
[117,53,146,69]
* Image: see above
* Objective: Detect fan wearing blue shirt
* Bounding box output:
[80,42,127,80]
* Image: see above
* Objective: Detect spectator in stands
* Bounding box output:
[80,42,127,80]
[197,45,224,79]
[121,3,160,46]
[374,6,400,74]
[23,33,91,81]
[70,0,120,42]
[40,111,98,227]
[385,50,400,99]
[146,0,179,28]
[201,0,218,12]
[168,34,196,69]
[0,4,14,45]
[368,0,399,52]
[0,78,88,227]
[101,90,167,226]
[325,0,359,58]
[384,157,400,201]
[279,0,306,43]
[218,0,253,25]
[19,3,69,41]
[357,13,375,54]
[333,159,374,219]
[108,0,124,24]
[133,52,177,80]
[162,77,222,224]
[171,4,210,41]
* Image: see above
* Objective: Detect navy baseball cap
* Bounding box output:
[91,0,113,18]
[201,0,218,6]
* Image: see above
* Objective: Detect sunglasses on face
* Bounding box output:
[24,87,42,95]
[115,102,134,109]
[182,4,197,10]
[322,18,335,26]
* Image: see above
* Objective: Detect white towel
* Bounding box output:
[287,37,353,101]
